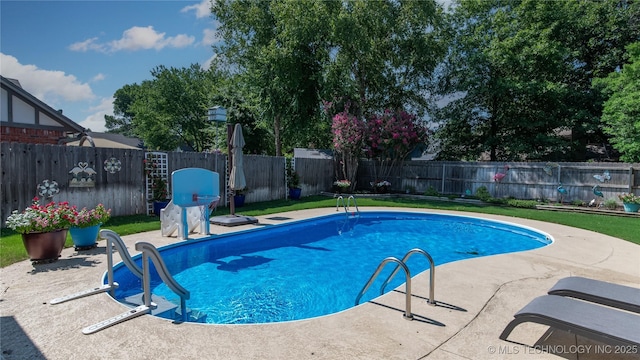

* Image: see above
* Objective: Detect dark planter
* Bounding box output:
[234,194,245,208]
[153,200,170,216]
[69,224,100,250]
[289,187,302,200]
[22,229,67,262]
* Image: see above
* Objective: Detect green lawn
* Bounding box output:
[1,195,638,268]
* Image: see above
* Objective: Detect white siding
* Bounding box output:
[12,96,35,124]
[39,111,62,127]
[1,88,7,122]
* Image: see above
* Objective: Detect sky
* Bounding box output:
[1,0,219,132]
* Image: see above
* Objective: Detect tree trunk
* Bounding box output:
[274,114,282,157]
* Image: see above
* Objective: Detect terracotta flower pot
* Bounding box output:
[22,229,67,262]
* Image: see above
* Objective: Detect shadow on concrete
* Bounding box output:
[0,316,46,360]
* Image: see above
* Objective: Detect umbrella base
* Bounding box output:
[210,215,259,227]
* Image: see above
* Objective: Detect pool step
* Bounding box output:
[123,292,207,323]
[123,292,179,318]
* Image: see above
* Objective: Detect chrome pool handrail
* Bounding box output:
[336,195,359,214]
[380,248,436,306]
[355,257,413,320]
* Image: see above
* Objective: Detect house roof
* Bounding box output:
[0,75,85,133]
[64,132,143,150]
[294,148,334,159]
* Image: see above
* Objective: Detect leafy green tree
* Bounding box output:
[324,0,447,119]
[104,83,145,136]
[212,0,447,155]
[594,42,640,163]
[130,64,218,152]
[435,0,639,161]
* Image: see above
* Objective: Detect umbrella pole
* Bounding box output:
[227,123,236,216]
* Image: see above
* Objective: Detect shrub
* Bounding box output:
[424,186,439,197]
[475,186,491,202]
[506,199,539,209]
[604,198,618,210]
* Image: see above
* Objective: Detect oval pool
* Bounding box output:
[109,211,552,324]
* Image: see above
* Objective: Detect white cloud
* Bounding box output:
[69,26,195,53]
[109,26,195,51]
[68,37,106,53]
[91,73,106,82]
[202,28,220,47]
[0,53,95,103]
[201,54,217,70]
[181,0,212,19]
[78,97,114,132]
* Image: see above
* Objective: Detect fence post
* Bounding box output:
[441,163,446,194]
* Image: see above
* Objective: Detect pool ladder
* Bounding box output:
[355,248,436,320]
[49,229,190,334]
[336,195,359,214]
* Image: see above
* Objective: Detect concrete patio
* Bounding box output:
[1,207,639,360]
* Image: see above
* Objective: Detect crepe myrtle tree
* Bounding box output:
[331,105,428,191]
[365,110,428,188]
[331,104,366,191]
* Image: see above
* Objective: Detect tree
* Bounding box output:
[331,105,366,189]
[594,42,640,163]
[104,83,145,136]
[435,0,639,161]
[129,64,218,152]
[212,0,447,155]
[323,0,447,119]
[365,110,429,185]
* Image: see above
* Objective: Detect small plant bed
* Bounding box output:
[535,204,640,218]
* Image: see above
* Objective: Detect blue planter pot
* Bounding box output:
[153,200,170,216]
[69,224,100,250]
[623,203,640,213]
[234,195,245,208]
[289,187,302,200]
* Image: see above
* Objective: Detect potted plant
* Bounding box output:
[371,180,391,193]
[234,187,247,207]
[151,177,170,216]
[5,197,74,262]
[287,170,302,200]
[618,193,640,213]
[69,204,111,250]
[334,179,351,193]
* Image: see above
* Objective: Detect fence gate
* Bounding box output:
[145,152,169,215]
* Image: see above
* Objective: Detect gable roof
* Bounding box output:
[64,131,143,150]
[1,75,85,133]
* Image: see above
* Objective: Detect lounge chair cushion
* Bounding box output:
[548,276,640,313]
[500,295,640,347]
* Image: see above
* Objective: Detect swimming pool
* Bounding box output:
[109,211,552,324]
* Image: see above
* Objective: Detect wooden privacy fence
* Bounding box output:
[358,160,640,203]
[0,143,288,226]
[2,141,639,227]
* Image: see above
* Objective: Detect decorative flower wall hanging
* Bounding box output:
[103,157,122,174]
[37,180,60,199]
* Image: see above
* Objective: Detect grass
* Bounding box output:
[1,195,638,268]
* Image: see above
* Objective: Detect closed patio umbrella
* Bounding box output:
[229,123,246,215]
[210,122,257,226]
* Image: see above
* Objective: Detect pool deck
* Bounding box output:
[1,207,639,360]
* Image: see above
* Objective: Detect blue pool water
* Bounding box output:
[110,211,551,324]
